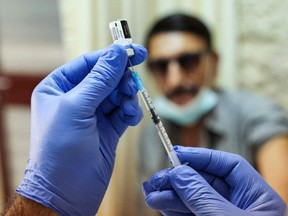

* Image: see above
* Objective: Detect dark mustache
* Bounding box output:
[166,85,199,99]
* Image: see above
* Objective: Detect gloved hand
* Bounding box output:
[16,44,147,216]
[143,146,287,216]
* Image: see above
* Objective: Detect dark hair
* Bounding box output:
[145,13,212,51]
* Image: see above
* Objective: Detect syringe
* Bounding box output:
[109,19,181,166]
[131,70,181,166]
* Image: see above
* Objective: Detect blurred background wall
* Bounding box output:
[0,0,65,211]
[0,0,287,215]
[237,0,288,109]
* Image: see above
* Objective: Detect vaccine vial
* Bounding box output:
[109,19,134,56]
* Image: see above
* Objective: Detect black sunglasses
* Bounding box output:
[147,51,208,77]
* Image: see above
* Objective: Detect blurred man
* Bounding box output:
[137,13,288,214]
[2,34,286,216]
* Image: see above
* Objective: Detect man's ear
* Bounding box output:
[210,51,219,77]
[205,51,219,86]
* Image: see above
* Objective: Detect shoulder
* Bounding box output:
[216,89,288,144]
[216,89,287,117]
[217,89,274,105]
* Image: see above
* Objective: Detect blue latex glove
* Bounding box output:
[16,44,147,216]
[143,146,287,216]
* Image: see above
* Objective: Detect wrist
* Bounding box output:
[16,169,96,216]
[4,194,58,216]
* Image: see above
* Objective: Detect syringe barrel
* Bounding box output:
[155,122,181,166]
[168,150,182,166]
[135,74,181,166]
[109,20,181,167]
[155,122,173,151]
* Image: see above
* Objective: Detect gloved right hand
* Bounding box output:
[143,146,287,216]
[16,44,147,216]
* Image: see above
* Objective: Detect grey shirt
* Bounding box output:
[136,89,288,215]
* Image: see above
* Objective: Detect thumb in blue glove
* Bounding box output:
[143,146,286,216]
[16,44,147,216]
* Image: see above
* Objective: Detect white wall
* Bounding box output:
[237,0,288,110]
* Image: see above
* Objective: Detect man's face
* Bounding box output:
[147,32,213,105]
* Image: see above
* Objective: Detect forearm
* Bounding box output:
[4,195,58,216]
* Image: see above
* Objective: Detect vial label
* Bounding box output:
[109,19,132,46]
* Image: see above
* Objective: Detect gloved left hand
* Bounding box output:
[16,44,147,216]
[143,146,286,216]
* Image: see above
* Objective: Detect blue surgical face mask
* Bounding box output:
[154,88,218,126]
